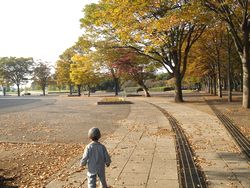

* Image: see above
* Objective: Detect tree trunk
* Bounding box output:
[224,79,227,90]
[233,80,237,91]
[217,61,222,98]
[110,68,119,96]
[77,85,81,96]
[241,46,250,108]
[229,16,249,108]
[87,85,91,97]
[3,87,6,96]
[174,72,183,102]
[227,33,232,102]
[69,84,73,95]
[204,81,207,92]
[228,70,232,102]
[42,86,46,96]
[204,80,208,93]
[210,78,213,94]
[208,79,211,93]
[17,84,20,96]
[114,77,119,96]
[139,82,150,97]
[204,1,250,108]
[213,75,217,96]
[240,78,243,92]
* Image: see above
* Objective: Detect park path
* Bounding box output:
[46,97,250,188]
[46,100,179,188]
[146,97,250,188]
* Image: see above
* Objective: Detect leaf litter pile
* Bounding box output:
[0,142,84,187]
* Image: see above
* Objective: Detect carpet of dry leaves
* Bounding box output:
[0,142,84,187]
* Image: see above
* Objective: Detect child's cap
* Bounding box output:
[88,127,101,140]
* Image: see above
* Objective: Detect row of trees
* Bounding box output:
[0,57,52,96]
[54,0,250,108]
[0,54,168,97]
[2,1,247,109]
[55,38,158,97]
[187,24,242,101]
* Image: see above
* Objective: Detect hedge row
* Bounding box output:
[124,86,174,93]
[123,87,141,93]
[149,87,174,92]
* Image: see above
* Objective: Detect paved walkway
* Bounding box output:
[147,97,250,188]
[46,97,250,188]
[46,100,179,188]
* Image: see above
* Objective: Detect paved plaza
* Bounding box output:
[46,97,250,188]
[0,94,249,187]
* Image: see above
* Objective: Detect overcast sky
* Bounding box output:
[0,0,97,64]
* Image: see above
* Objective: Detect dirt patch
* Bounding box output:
[0,142,84,188]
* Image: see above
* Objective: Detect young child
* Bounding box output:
[80,127,111,188]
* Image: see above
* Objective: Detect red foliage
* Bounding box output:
[112,52,143,77]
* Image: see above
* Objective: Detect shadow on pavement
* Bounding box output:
[0,175,18,188]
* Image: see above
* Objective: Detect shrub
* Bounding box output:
[124,87,141,93]
[149,87,174,92]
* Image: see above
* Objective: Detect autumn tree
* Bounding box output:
[0,57,34,96]
[199,25,229,98]
[113,49,156,97]
[70,54,101,96]
[55,47,76,94]
[188,24,241,99]
[77,37,158,97]
[81,1,205,102]
[33,61,52,96]
[94,45,121,96]
[200,0,250,108]
[0,62,8,96]
[76,37,122,96]
[48,73,58,91]
[225,29,242,101]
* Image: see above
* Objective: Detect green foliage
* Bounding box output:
[95,78,116,92]
[32,61,52,96]
[149,87,173,92]
[0,62,6,86]
[0,57,34,96]
[155,73,173,81]
[0,57,34,84]
[124,87,142,93]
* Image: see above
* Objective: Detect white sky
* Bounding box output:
[0,0,97,64]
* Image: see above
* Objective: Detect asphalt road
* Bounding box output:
[0,96,131,144]
[0,98,40,108]
[0,96,55,113]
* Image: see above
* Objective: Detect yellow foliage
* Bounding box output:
[70,54,101,86]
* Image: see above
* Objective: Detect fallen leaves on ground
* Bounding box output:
[0,142,84,188]
[150,127,174,137]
